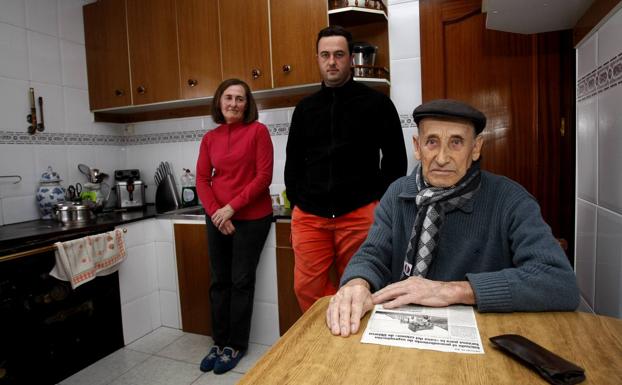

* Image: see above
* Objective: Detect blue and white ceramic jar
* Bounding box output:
[36,166,66,219]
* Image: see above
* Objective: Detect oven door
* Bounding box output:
[0,247,124,384]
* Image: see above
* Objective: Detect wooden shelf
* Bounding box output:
[328,7,387,27]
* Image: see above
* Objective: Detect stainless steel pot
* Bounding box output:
[53,202,95,223]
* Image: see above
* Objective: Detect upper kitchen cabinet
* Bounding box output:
[219,0,272,91]
[176,0,222,99]
[83,0,132,110]
[270,0,328,88]
[83,0,388,122]
[126,0,181,105]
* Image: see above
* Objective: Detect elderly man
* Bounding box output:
[326,99,580,337]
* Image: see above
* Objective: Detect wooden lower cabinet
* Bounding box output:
[276,220,340,335]
[174,223,212,336]
[275,221,303,335]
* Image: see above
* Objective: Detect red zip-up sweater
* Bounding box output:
[196,120,273,220]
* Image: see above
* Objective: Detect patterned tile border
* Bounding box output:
[399,114,417,128]
[1,120,416,146]
[577,51,622,102]
[0,131,124,145]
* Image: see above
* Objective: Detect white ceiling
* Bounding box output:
[482,0,594,34]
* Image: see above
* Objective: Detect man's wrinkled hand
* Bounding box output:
[325,278,374,337]
[372,276,475,309]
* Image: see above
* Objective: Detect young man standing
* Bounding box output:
[285,26,407,312]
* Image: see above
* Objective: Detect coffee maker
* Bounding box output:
[114,169,146,209]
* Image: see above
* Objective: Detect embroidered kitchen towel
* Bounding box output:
[51,229,126,289]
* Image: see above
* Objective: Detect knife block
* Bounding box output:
[155,174,181,213]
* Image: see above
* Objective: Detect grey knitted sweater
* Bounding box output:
[340,170,580,312]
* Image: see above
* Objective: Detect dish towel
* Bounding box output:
[50,229,126,289]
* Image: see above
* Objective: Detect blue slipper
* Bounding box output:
[213,346,245,374]
[200,345,222,372]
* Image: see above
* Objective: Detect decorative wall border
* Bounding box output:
[0,120,416,146]
[0,131,124,145]
[399,114,417,128]
[577,51,622,102]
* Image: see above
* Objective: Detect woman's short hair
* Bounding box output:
[211,78,258,125]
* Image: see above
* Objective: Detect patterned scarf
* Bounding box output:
[401,161,481,279]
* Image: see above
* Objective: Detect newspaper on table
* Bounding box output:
[361,304,484,354]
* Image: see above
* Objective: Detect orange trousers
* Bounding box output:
[291,202,377,312]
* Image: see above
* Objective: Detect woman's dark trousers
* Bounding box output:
[205,214,272,351]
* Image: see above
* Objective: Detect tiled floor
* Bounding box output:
[59,327,271,385]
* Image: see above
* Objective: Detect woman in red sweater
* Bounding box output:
[196,78,273,375]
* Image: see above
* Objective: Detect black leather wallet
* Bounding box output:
[489,334,585,385]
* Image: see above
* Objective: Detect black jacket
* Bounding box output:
[285,78,407,218]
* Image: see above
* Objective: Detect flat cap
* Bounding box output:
[412,99,486,134]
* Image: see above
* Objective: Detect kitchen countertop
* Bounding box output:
[0,205,292,257]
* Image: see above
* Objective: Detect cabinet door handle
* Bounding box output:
[114,89,125,97]
[251,68,262,80]
[136,86,146,94]
[282,64,292,73]
[187,79,198,87]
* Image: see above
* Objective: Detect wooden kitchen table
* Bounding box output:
[239,297,622,384]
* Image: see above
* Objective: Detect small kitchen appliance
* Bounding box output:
[352,42,378,77]
[114,169,146,209]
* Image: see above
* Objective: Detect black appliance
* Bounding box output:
[0,247,124,384]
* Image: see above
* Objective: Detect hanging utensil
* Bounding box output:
[37,96,45,132]
[0,175,22,184]
[27,88,37,135]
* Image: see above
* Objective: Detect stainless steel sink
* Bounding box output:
[160,205,205,219]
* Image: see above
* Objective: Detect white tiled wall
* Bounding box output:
[575,7,622,318]
[0,0,123,225]
[389,0,422,173]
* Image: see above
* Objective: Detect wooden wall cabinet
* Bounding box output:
[126,0,181,105]
[84,0,222,110]
[270,0,328,88]
[83,0,132,110]
[83,0,390,122]
[219,0,272,90]
[174,223,212,336]
[176,0,222,99]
